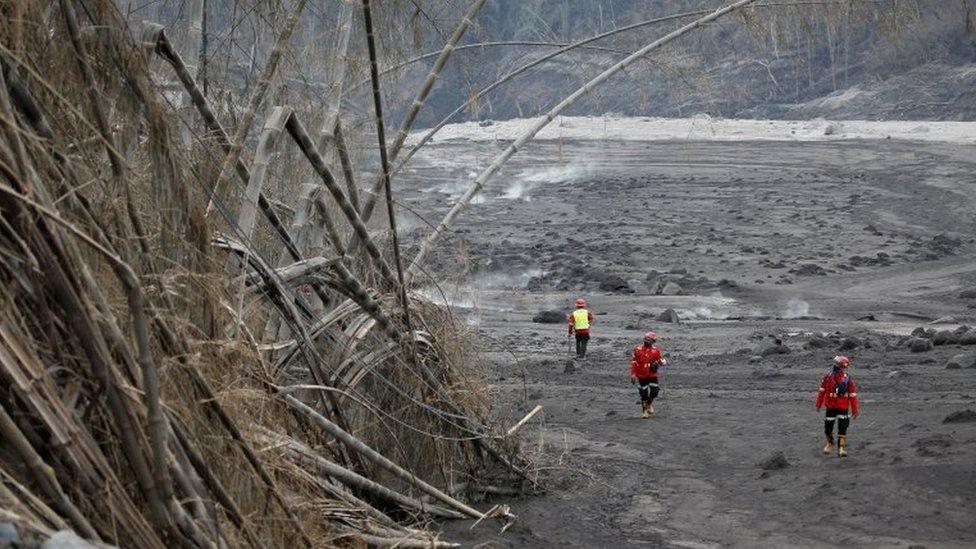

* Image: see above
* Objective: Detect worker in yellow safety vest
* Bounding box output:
[568,298,595,359]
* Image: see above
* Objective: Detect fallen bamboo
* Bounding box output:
[256,430,464,520]
[506,405,543,436]
[282,394,484,519]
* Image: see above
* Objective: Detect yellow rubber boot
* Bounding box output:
[822,435,834,455]
[838,435,848,457]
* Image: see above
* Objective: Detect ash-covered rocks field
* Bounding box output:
[396,118,976,548]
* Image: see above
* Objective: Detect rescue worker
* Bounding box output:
[568,298,594,359]
[630,331,666,418]
[815,355,860,457]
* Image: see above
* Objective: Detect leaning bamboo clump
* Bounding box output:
[0,0,526,546]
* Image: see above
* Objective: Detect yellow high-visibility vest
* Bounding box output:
[572,309,590,330]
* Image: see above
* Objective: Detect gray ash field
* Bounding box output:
[396,136,976,548]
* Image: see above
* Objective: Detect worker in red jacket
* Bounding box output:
[630,331,666,418]
[815,355,860,457]
[568,298,594,359]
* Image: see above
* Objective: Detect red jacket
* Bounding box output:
[630,344,663,379]
[568,309,594,335]
[815,369,859,414]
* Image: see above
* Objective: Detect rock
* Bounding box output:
[946,354,976,369]
[910,327,932,339]
[42,531,99,549]
[960,331,976,345]
[838,337,860,351]
[598,274,634,293]
[748,355,763,364]
[0,523,20,547]
[959,289,976,299]
[659,281,683,296]
[856,314,877,321]
[758,451,790,470]
[760,344,791,357]
[908,338,934,353]
[932,330,960,345]
[863,224,882,235]
[656,308,680,323]
[532,310,565,324]
[823,122,844,136]
[805,336,832,349]
[943,409,976,423]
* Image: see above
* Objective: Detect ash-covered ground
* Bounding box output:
[394,126,976,548]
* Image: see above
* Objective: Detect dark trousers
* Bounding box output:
[637,378,660,402]
[575,333,589,358]
[824,408,850,437]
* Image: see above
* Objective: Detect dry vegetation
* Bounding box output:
[0,0,950,547]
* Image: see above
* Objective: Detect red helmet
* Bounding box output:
[644,331,657,344]
[834,355,851,368]
[575,298,586,308]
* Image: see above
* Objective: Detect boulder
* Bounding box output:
[598,274,633,293]
[838,337,860,351]
[805,336,832,349]
[760,344,791,357]
[532,310,565,324]
[960,331,976,345]
[932,330,960,346]
[656,308,681,323]
[946,354,976,369]
[910,327,934,339]
[908,338,934,353]
[748,355,763,364]
[943,410,976,424]
[659,281,683,296]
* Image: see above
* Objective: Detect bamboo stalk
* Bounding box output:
[144,24,304,263]
[0,405,100,541]
[256,430,464,520]
[406,0,760,280]
[228,105,292,275]
[348,0,487,252]
[282,394,484,519]
[206,0,308,214]
[282,111,399,288]
[506,405,543,436]
[360,0,418,366]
